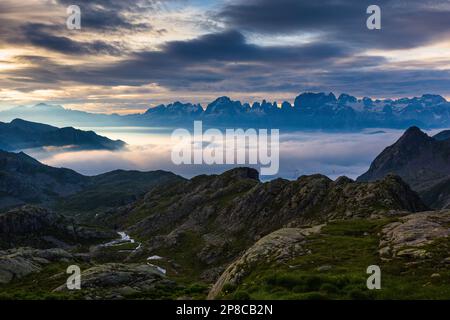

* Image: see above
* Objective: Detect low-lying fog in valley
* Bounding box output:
[23,127,445,180]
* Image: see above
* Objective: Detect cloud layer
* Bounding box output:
[26,128,411,180]
[1,0,450,112]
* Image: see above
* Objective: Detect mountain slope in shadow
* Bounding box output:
[0,118,125,151]
[0,150,185,212]
[100,167,426,281]
[358,126,450,208]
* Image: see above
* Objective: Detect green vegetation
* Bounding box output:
[219,218,450,300]
[154,231,207,279]
[0,263,85,300]
[54,171,184,220]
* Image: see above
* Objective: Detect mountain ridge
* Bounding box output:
[357,126,450,208]
[98,167,426,282]
[2,92,450,129]
[0,150,185,212]
[0,118,125,151]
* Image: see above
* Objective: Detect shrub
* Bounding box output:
[320,283,339,294]
[233,291,251,300]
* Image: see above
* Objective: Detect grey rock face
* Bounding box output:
[54,263,174,299]
[0,247,73,284]
[379,210,450,259]
[208,226,323,299]
[358,126,450,208]
[0,205,114,249]
[107,167,425,276]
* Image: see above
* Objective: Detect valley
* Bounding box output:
[0,124,449,300]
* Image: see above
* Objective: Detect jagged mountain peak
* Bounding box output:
[221,167,260,181]
[397,126,432,145]
[294,92,337,108]
[204,96,244,115]
[420,94,447,104]
[32,103,64,110]
[357,126,450,203]
[338,93,357,104]
[214,96,233,103]
[4,91,450,129]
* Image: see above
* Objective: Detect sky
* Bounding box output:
[1,0,450,114]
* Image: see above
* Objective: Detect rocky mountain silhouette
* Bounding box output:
[0,150,184,211]
[358,126,450,208]
[100,167,426,282]
[0,118,125,151]
[1,156,447,300]
[2,93,450,129]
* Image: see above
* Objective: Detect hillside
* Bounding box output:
[99,167,426,282]
[0,118,125,151]
[0,150,184,212]
[357,126,450,208]
[1,164,446,300]
[209,211,450,300]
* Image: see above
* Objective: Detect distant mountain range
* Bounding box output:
[358,126,450,208]
[0,118,125,151]
[1,92,450,129]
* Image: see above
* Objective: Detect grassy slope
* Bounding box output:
[219,218,450,300]
[1,218,448,300]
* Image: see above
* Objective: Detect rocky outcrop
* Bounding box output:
[110,168,425,273]
[208,225,323,299]
[379,211,450,259]
[3,93,450,130]
[0,206,115,249]
[358,126,450,208]
[54,263,174,299]
[0,247,73,284]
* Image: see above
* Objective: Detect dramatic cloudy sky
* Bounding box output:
[1,0,450,114]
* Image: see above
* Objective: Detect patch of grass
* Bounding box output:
[219,218,450,300]
[0,262,86,300]
[154,231,207,279]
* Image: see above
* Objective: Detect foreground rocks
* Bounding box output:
[208,226,323,299]
[0,206,115,249]
[54,263,174,299]
[379,210,450,259]
[0,247,73,284]
[105,168,426,277]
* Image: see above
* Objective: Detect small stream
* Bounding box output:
[102,231,138,248]
[102,232,166,275]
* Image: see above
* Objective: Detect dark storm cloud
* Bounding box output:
[4,29,350,90]
[55,0,158,31]
[161,30,349,62]
[8,28,447,99]
[19,24,121,56]
[63,30,352,87]
[0,0,166,52]
[4,8,450,100]
[219,0,450,49]
[5,28,448,98]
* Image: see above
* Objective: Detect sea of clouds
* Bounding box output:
[23,127,444,181]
